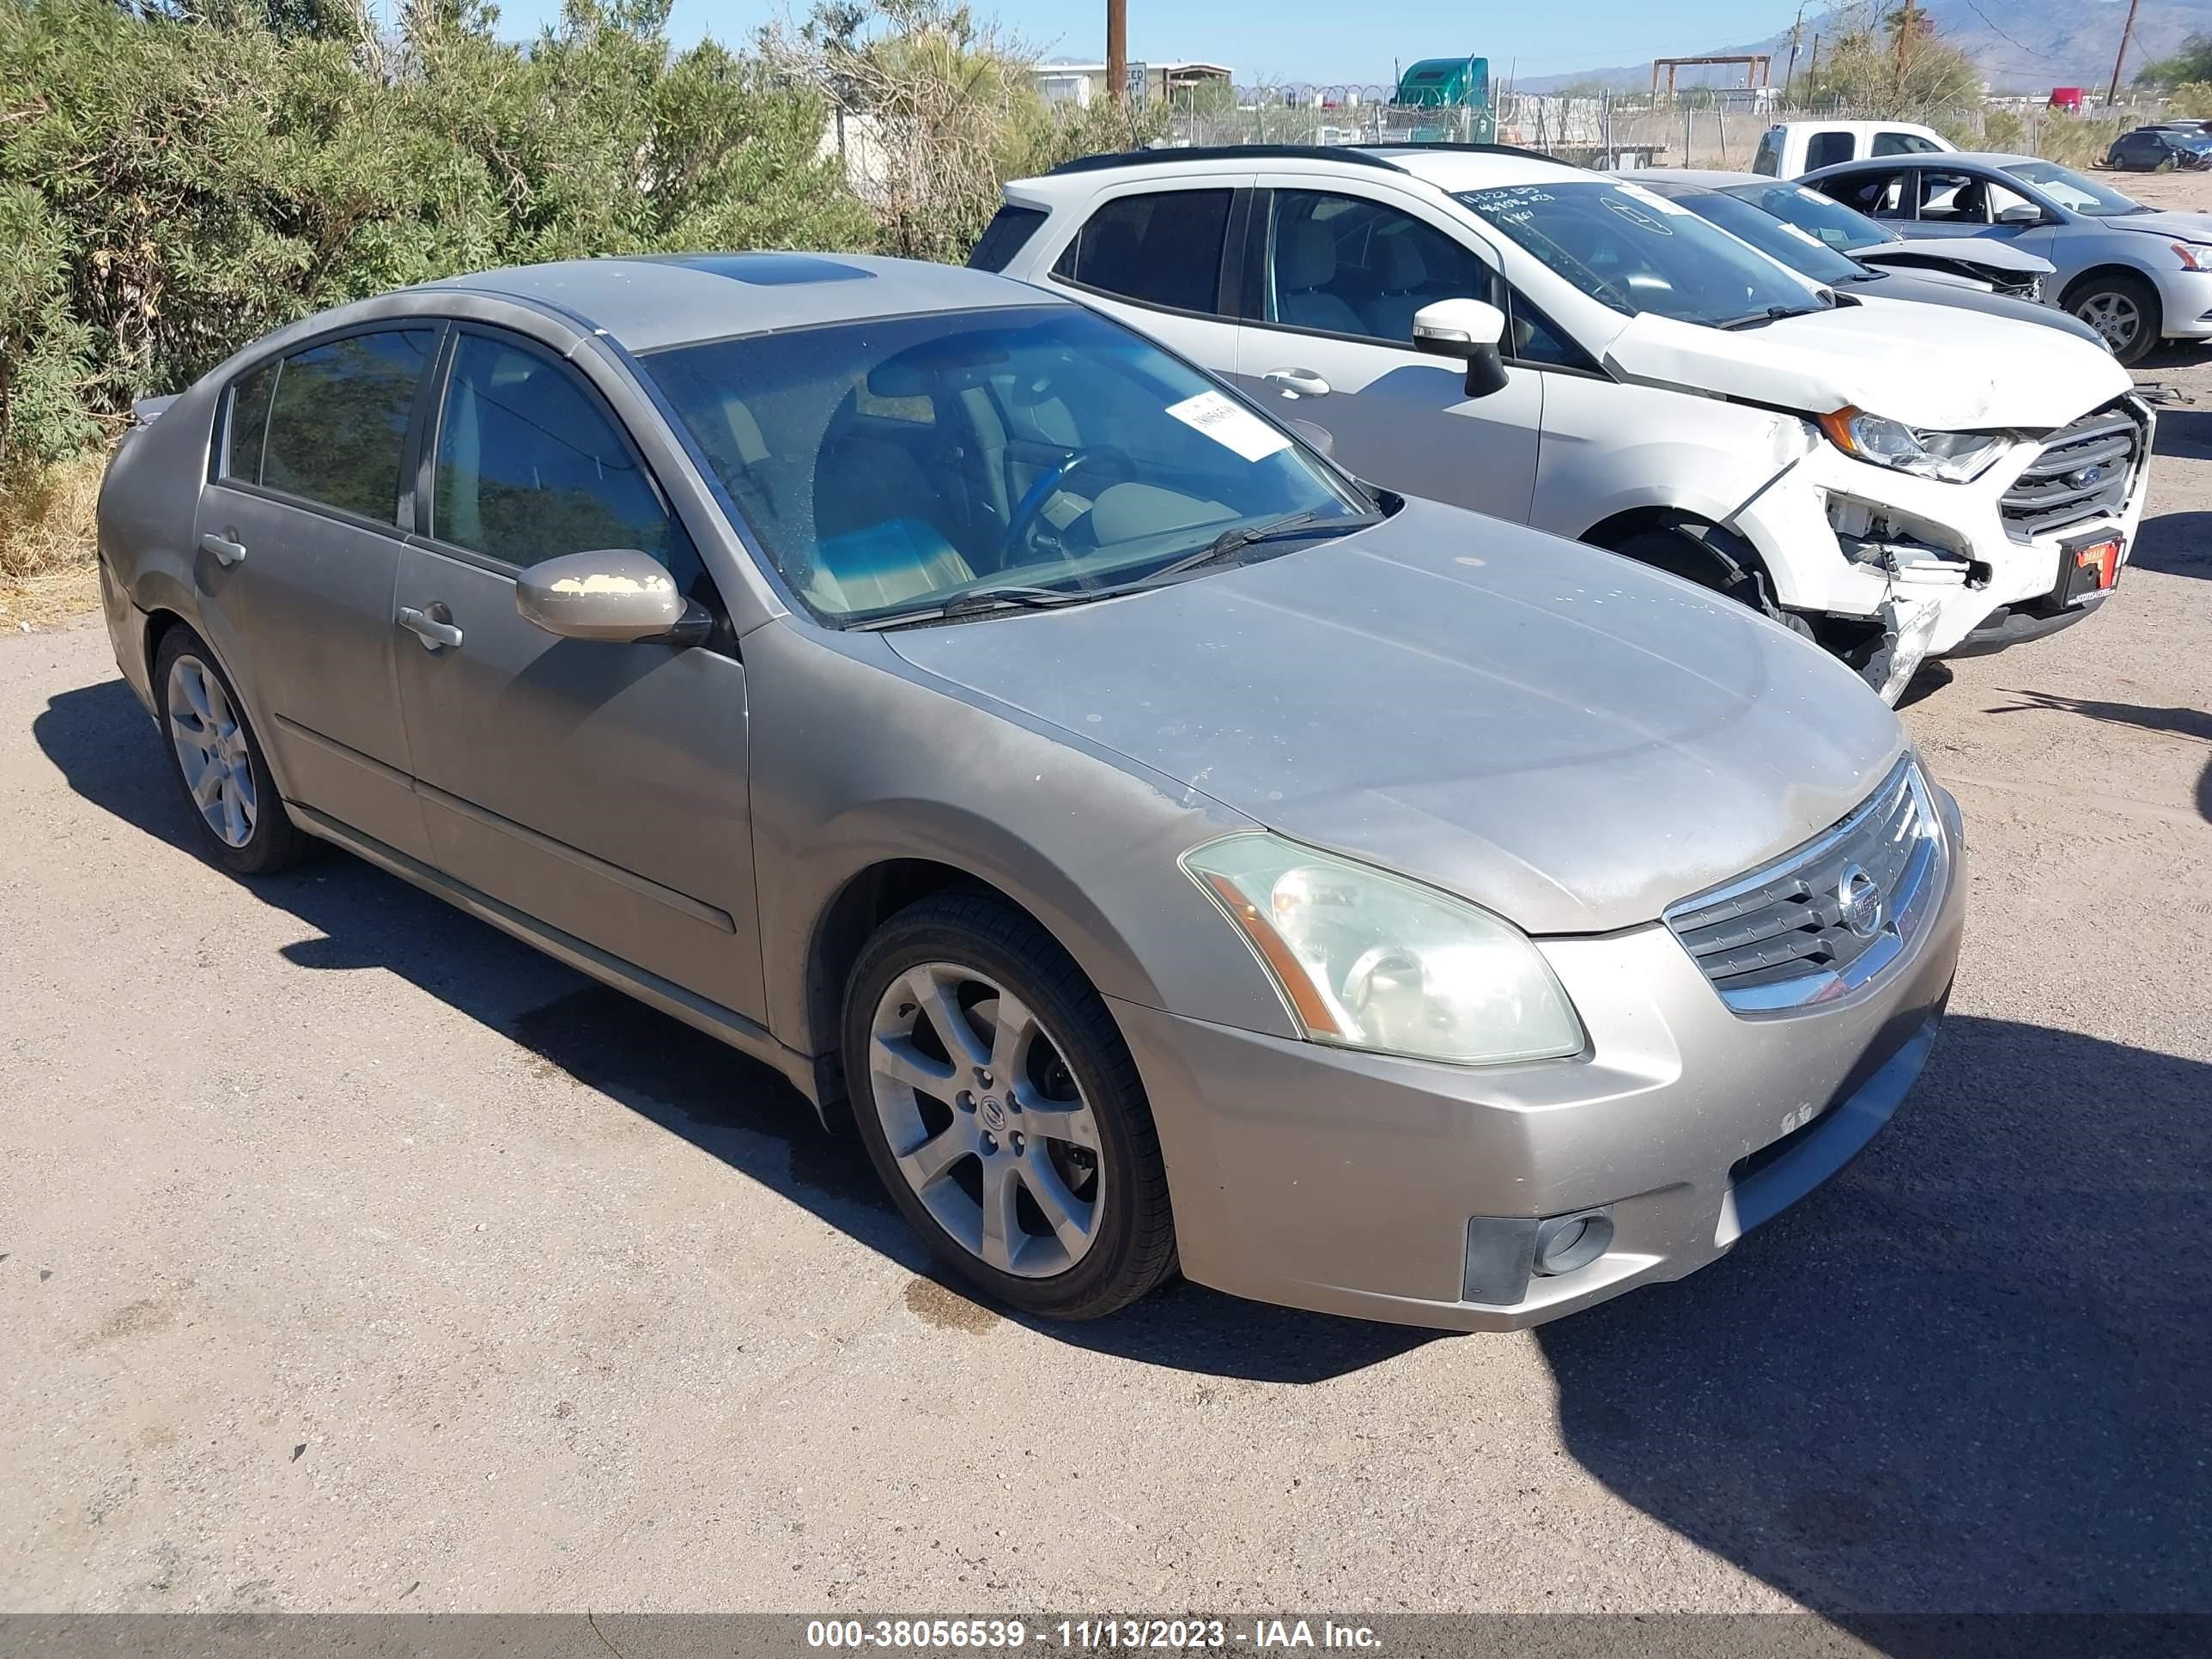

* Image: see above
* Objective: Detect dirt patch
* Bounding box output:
[902,1275,1000,1334]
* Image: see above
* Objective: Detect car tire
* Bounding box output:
[2067,271,2162,366]
[1600,521,1817,641]
[153,624,311,876]
[842,892,1177,1321]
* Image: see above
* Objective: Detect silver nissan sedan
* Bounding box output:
[96,252,1965,1329]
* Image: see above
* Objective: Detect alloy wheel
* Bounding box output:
[167,653,258,848]
[866,962,1104,1278]
[2077,291,2142,353]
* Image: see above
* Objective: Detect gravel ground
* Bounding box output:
[3,222,2209,1625]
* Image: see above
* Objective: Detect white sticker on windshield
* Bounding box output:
[1165,391,1291,463]
[1780,220,1825,246]
[1616,182,1692,216]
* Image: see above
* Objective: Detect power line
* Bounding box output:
[1957,0,2063,64]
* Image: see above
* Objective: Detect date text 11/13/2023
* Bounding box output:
[805,1620,1383,1650]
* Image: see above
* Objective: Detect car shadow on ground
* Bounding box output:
[2128,502,2212,581]
[1538,1015,2211,1624]
[33,676,1432,1384]
[1978,686,2212,823]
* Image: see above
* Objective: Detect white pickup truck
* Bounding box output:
[1753,120,1954,178]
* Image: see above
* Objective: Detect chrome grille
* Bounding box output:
[2000,402,2143,541]
[1663,760,1945,1014]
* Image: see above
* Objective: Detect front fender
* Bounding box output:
[743,623,1302,1061]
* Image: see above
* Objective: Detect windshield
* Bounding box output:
[643,306,1365,626]
[2002,161,2144,217]
[1455,180,1828,327]
[1720,179,1899,251]
[1671,188,1869,284]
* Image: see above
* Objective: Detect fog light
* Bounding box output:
[1533,1209,1613,1277]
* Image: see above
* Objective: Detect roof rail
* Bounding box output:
[1045,143,1404,176]
[1358,141,1581,167]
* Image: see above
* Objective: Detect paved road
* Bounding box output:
[4,387,2209,1625]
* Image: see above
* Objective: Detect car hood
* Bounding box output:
[886,500,1905,936]
[2106,208,2212,244]
[1602,299,2130,430]
[1856,236,2054,277]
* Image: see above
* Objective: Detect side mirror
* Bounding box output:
[514,548,711,647]
[1996,204,2043,227]
[1284,417,1335,459]
[1412,298,1511,399]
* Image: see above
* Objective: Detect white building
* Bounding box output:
[1030,59,1235,108]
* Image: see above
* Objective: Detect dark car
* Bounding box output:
[2106,127,2212,173]
[1633,174,2107,349]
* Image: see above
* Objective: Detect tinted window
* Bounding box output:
[1728,181,1899,250]
[1820,168,1909,219]
[968,204,1048,272]
[1805,130,1855,171]
[260,330,434,522]
[1264,190,1494,344]
[1054,190,1231,313]
[432,334,676,570]
[223,362,279,483]
[1752,129,1782,176]
[1675,189,1865,286]
[644,305,1363,624]
[1873,131,1942,156]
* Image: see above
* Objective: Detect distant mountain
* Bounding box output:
[1515,2,2212,96]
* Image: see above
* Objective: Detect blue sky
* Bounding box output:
[483,0,1807,85]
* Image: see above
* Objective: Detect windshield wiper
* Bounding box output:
[847,583,1104,632]
[1715,302,1829,330]
[1134,509,1381,588]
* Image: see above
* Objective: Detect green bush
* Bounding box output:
[0,0,872,473]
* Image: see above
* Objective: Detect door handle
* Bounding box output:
[198,532,246,567]
[1262,368,1332,399]
[398,605,464,652]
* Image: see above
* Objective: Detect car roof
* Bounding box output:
[1632,167,1768,189]
[1012,143,1587,198]
[1804,150,2037,176]
[413,252,1059,354]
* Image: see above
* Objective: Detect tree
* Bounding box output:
[2136,34,2212,90]
[1797,2,1980,118]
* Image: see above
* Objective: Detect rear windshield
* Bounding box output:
[1721,180,1898,252]
[1671,189,1865,286]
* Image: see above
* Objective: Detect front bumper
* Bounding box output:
[2148,266,2212,341]
[1116,787,1967,1332]
[1729,397,2154,685]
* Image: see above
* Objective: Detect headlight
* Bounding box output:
[1817,405,2008,483]
[1182,835,1584,1066]
[2171,240,2212,270]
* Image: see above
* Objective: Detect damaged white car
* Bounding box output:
[981,143,2150,700]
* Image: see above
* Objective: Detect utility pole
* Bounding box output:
[2107,0,2142,108]
[1783,2,1805,100]
[1106,0,1127,105]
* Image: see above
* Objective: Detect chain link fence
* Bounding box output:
[1163,86,2175,172]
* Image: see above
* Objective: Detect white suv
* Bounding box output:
[980,143,2150,699]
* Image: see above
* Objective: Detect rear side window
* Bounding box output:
[968,204,1048,272]
[1752,129,1781,176]
[258,330,434,524]
[1053,190,1232,313]
[1873,131,1942,156]
[1805,130,1854,171]
[431,332,680,573]
[222,362,278,483]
